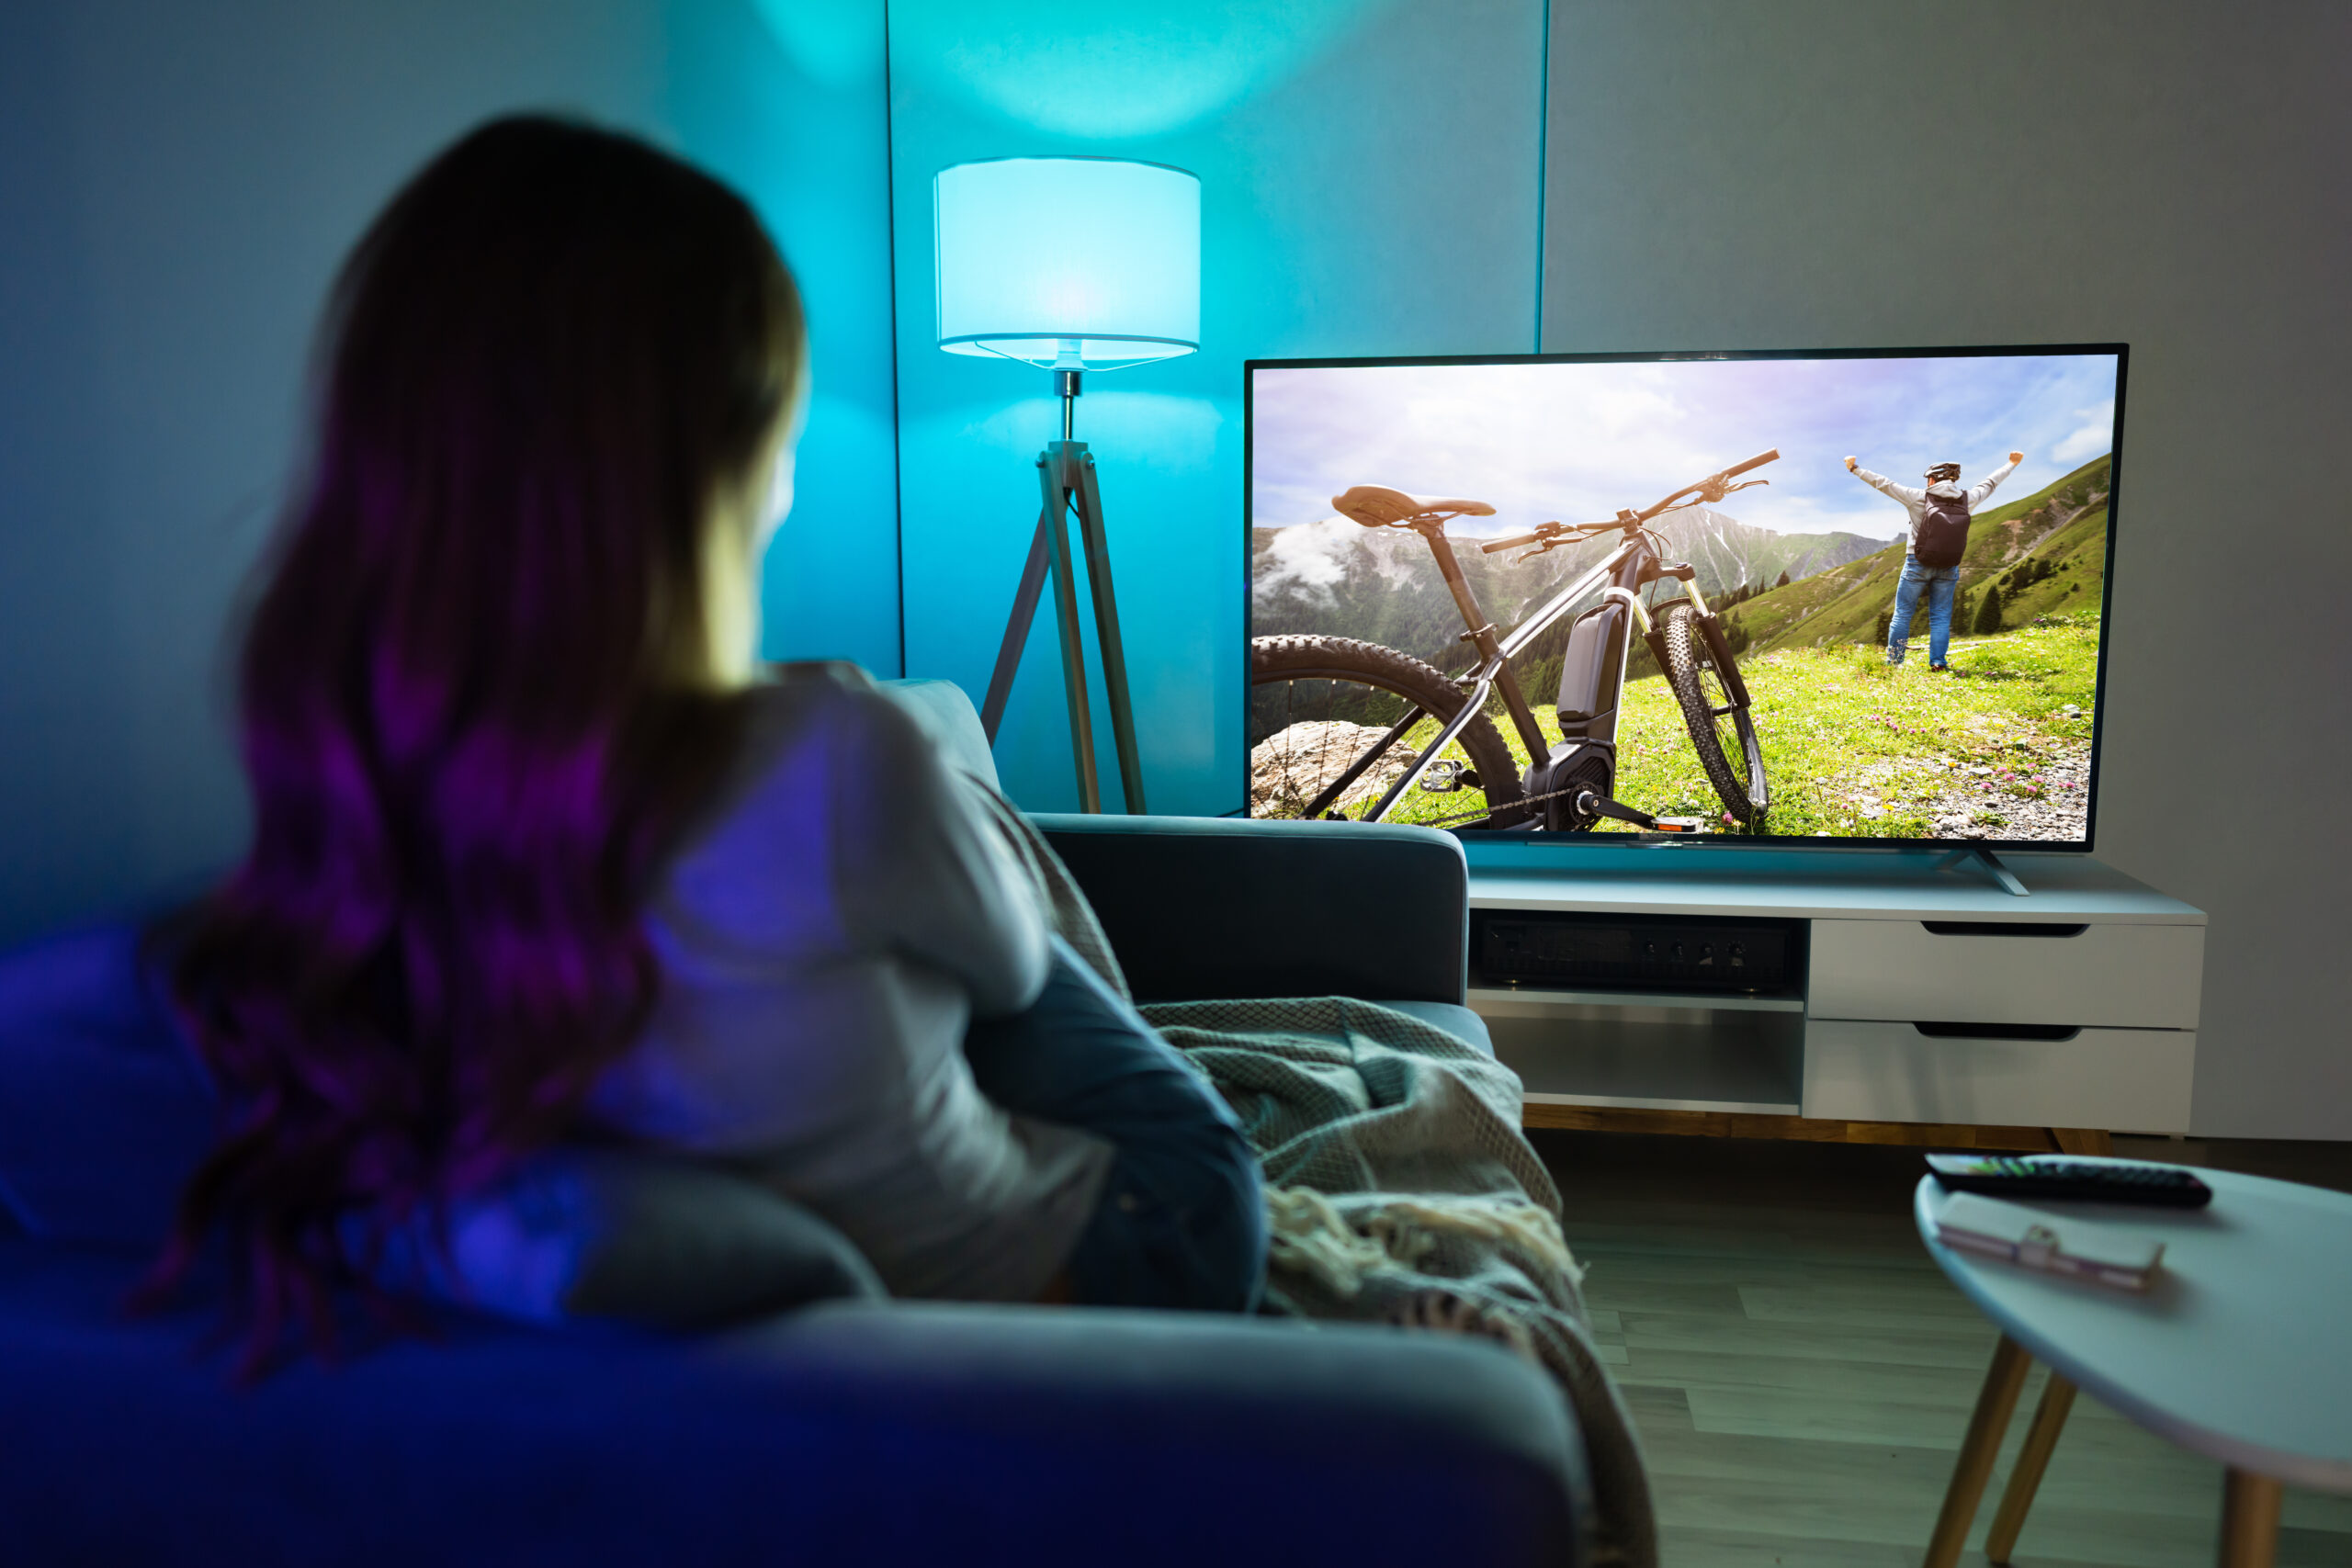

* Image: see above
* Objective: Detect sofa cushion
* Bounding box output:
[0,920,879,1323]
[368,1148,883,1327]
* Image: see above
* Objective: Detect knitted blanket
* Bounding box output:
[971,787,1656,1567]
[1145,996,1655,1568]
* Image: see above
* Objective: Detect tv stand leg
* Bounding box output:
[1938,846,2030,897]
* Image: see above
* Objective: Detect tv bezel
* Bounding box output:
[1240,343,2130,854]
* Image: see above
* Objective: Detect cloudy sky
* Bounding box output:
[1250,353,2121,543]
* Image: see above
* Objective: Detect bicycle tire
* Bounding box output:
[1657,602,1769,823]
[1249,635,1528,826]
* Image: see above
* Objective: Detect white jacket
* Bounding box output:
[1850,457,2019,558]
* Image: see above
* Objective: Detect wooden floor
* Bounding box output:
[1525,1131,2352,1567]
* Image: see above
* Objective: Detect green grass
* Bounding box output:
[1343,616,2100,836]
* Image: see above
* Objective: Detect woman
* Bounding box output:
[152,116,1259,1370]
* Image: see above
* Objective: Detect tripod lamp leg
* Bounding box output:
[979,513,1055,743]
[1041,453,1102,813]
[1067,445,1147,815]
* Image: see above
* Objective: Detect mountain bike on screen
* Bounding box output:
[1250,450,1781,831]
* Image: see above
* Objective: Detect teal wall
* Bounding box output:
[667,1,900,673]
[0,0,1549,941]
[884,0,1548,814]
[0,0,899,943]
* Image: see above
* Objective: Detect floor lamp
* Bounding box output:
[934,156,1201,815]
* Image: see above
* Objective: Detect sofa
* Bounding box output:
[0,682,1594,1567]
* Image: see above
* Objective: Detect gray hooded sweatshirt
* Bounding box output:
[1849,456,2020,559]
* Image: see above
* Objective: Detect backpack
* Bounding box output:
[1915,488,1971,567]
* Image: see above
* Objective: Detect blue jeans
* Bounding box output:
[962,940,1265,1313]
[1889,557,1960,665]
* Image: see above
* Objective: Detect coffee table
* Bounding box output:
[1916,1166,2352,1567]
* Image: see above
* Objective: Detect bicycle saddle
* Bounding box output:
[1330,485,1497,528]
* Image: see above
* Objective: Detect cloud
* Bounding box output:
[1251,515,1362,608]
[2050,400,2116,465]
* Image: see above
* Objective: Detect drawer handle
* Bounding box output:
[1913,1021,2082,1042]
[1919,921,2087,938]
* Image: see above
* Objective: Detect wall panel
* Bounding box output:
[1541,0,2352,1136]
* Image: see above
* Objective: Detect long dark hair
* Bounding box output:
[149,116,805,1371]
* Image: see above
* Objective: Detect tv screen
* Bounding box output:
[1245,346,2123,848]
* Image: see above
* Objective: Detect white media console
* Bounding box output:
[1463,845,2204,1139]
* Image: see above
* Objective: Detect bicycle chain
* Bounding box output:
[1391,780,1600,830]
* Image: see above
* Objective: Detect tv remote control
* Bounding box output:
[1926,1154,2213,1208]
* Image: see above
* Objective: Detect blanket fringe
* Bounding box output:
[1264,1187,1582,1299]
[1263,1189,1390,1297]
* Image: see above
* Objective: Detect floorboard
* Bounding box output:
[1529,1130,2352,1567]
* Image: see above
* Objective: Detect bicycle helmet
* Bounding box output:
[1924,461,1962,483]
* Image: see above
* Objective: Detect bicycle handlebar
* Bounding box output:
[1479,526,1552,554]
[1635,447,1781,522]
[1478,449,1782,555]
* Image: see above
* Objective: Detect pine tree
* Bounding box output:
[1775,570,1791,588]
[1873,607,1892,646]
[1974,581,2004,635]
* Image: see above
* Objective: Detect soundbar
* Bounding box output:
[1473,909,1805,995]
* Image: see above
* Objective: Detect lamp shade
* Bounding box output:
[934,157,1200,369]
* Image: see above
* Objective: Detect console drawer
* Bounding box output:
[1802,1020,2193,1132]
[1807,919,2201,1029]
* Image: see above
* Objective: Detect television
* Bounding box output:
[1244,346,2124,852]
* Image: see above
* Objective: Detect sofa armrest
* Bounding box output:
[1031,815,1468,1005]
[1,1243,1593,1568]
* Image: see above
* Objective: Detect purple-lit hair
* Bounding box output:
[149,116,804,1371]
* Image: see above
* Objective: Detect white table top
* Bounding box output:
[1916,1167,2352,1492]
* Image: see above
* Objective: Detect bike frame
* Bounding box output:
[1344,526,1704,823]
[1319,450,1781,826]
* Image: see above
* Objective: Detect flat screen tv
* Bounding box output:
[1245,346,2124,852]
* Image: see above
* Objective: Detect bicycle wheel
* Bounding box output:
[1250,635,1527,826]
[1657,602,1769,823]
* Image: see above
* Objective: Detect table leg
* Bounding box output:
[1985,1371,2077,1562]
[1925,1335,2033,1568]
[2217,1469,2282,1568]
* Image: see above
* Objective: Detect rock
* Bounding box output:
[1250,720,1418,817]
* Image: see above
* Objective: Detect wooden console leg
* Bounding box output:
[2049,1127,2114,1156]
[1924,1335,2033,1568]
[1984,1371,2076,1562]
[2217,1469,2282,1568]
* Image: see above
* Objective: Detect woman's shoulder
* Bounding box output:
[659,666,931,909]
[706,663,950,834]
[743,662,924,756]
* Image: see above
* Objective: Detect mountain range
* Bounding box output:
[1250,504,1883,673]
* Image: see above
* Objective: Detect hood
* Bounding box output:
[1926,480,1963,499]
